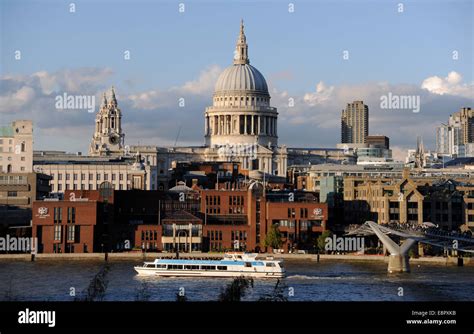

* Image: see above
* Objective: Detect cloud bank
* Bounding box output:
[0,68,472,158]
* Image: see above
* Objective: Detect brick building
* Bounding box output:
[32,189,113,253]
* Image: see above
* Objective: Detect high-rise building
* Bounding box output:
[459,107,474,144]
[341,101,369,144]
[436,107,473,157]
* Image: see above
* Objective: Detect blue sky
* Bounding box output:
[0,0,473,157]
[2,0,472,91]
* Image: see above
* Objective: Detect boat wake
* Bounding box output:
[286,274,358,280]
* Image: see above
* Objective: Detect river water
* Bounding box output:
[0,259,472,301]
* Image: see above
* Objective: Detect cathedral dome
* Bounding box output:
[214,64,268,94]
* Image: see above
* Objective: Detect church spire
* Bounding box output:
[101,92,108,107]
[109,86,117,106]
[234,19,249,65]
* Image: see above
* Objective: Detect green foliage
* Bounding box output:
[218,276,254,302]
[76,265,110,301]
[264,224,283,249]
[316,230,333,251]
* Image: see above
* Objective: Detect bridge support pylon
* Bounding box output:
[366,222,416,273]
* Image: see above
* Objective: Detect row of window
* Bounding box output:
[0,156,26,161]
[141,230,158,241]
[51,183,130,191]
[53,225,77,242]
[209,230,223,241]
[164,264,228,271]
[0,165,26,172]
[52,173,125,181]
[231,230,247,241]
[214,96,268,103]
[53,207,76,223]
[206,207,221,214]
[229,196,244,206]
[206,196,221,206]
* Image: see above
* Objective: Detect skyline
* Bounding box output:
[0,0,473,160]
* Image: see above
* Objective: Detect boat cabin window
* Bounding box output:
[167,264,184,270]
[265,263,276,267]
[216,266,227,271]
[201,265,216,270]
[145,263,156,268]
[244,262,252,267]
[184,265,200,270]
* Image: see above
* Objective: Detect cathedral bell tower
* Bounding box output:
[89,87,125,156]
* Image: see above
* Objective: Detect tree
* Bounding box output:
[218,277,254,302]
[264,224,283,250]
[316,230,333,252]
[76,265,110,301]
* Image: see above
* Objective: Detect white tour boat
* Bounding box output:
[134,252,285,278]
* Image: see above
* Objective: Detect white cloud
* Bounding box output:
[1,66,472,154]
[421,71,473,98]
[127,65,222,110]
[0,86,36,113]
[179,65,222,95]
[303,81,335,106]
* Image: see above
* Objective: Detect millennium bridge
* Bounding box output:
[346,221,474,273]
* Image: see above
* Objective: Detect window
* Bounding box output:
[7,191,17,197]
[104,174,108,181]
[81,173,85,180]
[89,173,93,180]
[58,184,62,191]
[96,174,101,181]
[73,174,78,181]
[67,225,75,242]
[67,207,76,224]
[54,207,62,223]
[66,173,70,181]
[119,174,123,181]
[58,174,62,181]
[54,225,62,241]
[112,174,116,181]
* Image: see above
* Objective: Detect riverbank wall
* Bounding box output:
[0,252,471,265]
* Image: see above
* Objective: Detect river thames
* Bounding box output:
[0,259,473,301]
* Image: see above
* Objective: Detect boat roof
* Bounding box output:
[150,259,266,266]
[146,258,281,266]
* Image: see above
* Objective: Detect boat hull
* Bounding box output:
[134,266,284,278]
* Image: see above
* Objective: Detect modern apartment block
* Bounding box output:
[341,101,369,144]
[436,107,474,157]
